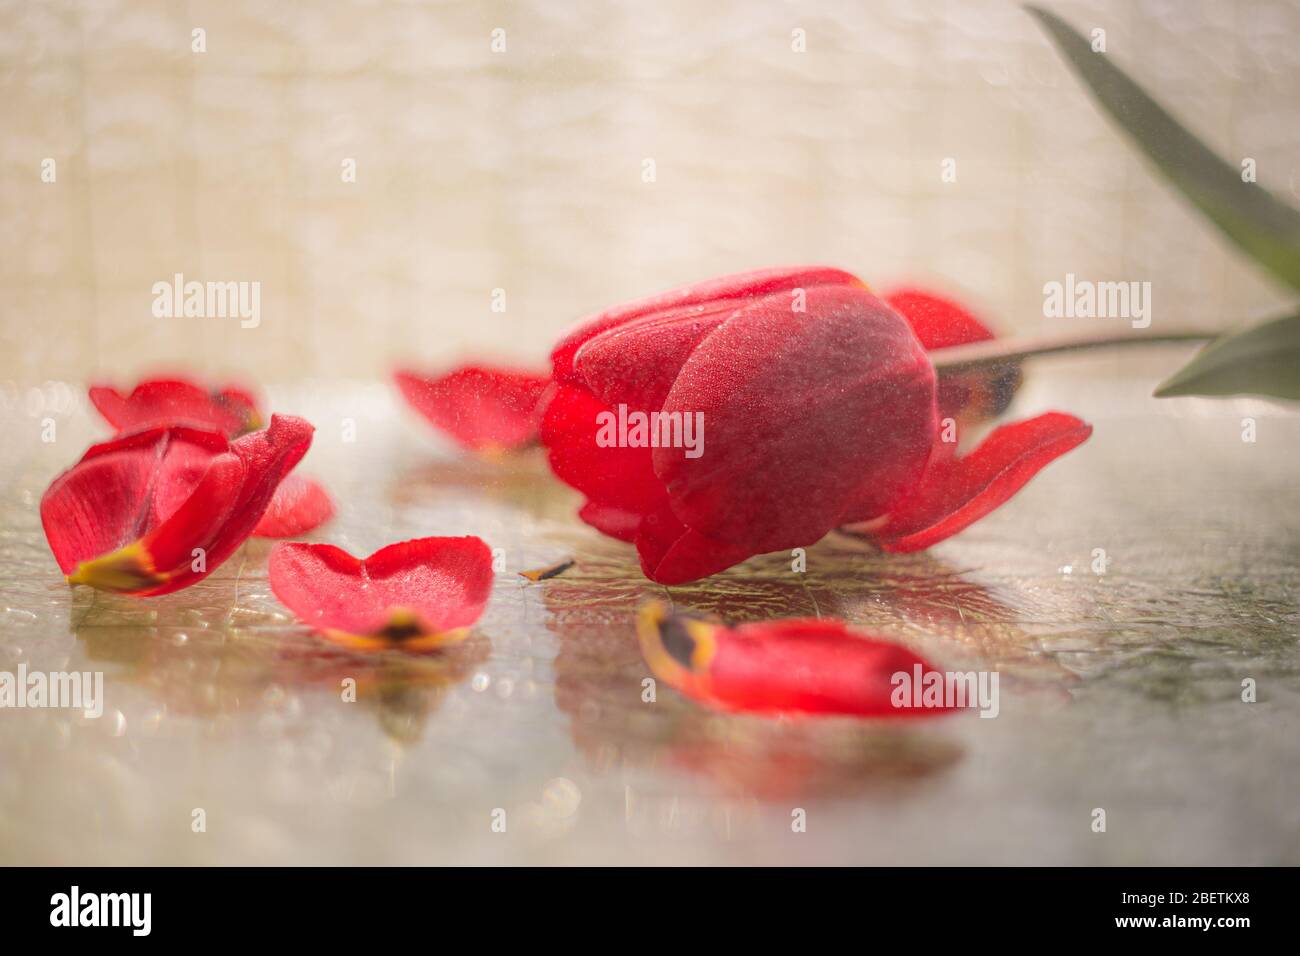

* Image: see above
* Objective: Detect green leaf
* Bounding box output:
[1154,312,1300,400]
[1026,5,1300,295]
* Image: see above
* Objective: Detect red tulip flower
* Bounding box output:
[89,377,262,437]
[395,365,551,453]
[268,537,494,651]
[637,602,954,717]
[41,415,314,596]
[540,266,1091,584]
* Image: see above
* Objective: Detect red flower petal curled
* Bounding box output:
[572,299,737,412]
[254,474,335,538]
[41,415,314,596]
[268,536,493,651]
[42,426,229,583]
[89,378,262,437]
[140,452,246,576]
[654,284,937,554]
[637,603,954,717]
[394,365,550,452]
[874,412,1093,553]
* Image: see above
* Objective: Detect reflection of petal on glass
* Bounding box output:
[71,584,488,743]
[272,637,491,745]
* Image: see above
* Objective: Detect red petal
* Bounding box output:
[539,383,665,514]
[655,284,936,554]
[42,416,314,595]
[634,502,754,584]
[550,266,864,383]
[139,452,246,573]
[89,378,261,437]
[875,412,1093,553]
[41,425,230,575]
[573,299,736,411]
[144,414,313,594]
[884,287,997,350]
[148,429,232,526]
[268,536,493,649]
[576,500,643,543]
[254,474,335,538]
[213,386,262,432]
[394,365,550,452]
[637,603,954,717]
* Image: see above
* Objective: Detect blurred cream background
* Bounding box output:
[1,0,1298,387]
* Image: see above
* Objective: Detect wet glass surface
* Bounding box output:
[2,370,1297,865]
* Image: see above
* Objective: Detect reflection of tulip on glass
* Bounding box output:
[539,266,1092,584]
[279,647,491,745]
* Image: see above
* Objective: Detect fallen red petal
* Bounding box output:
[637,602,954,717]
[268,536,493,651]
[41,415,314,596]
[875,412,1093,553]
[41,424,231,577]
[89,378,262,437]
[394,365,550,452]
[254,474,335,538]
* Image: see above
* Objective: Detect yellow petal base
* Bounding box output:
[67,541,164,593]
